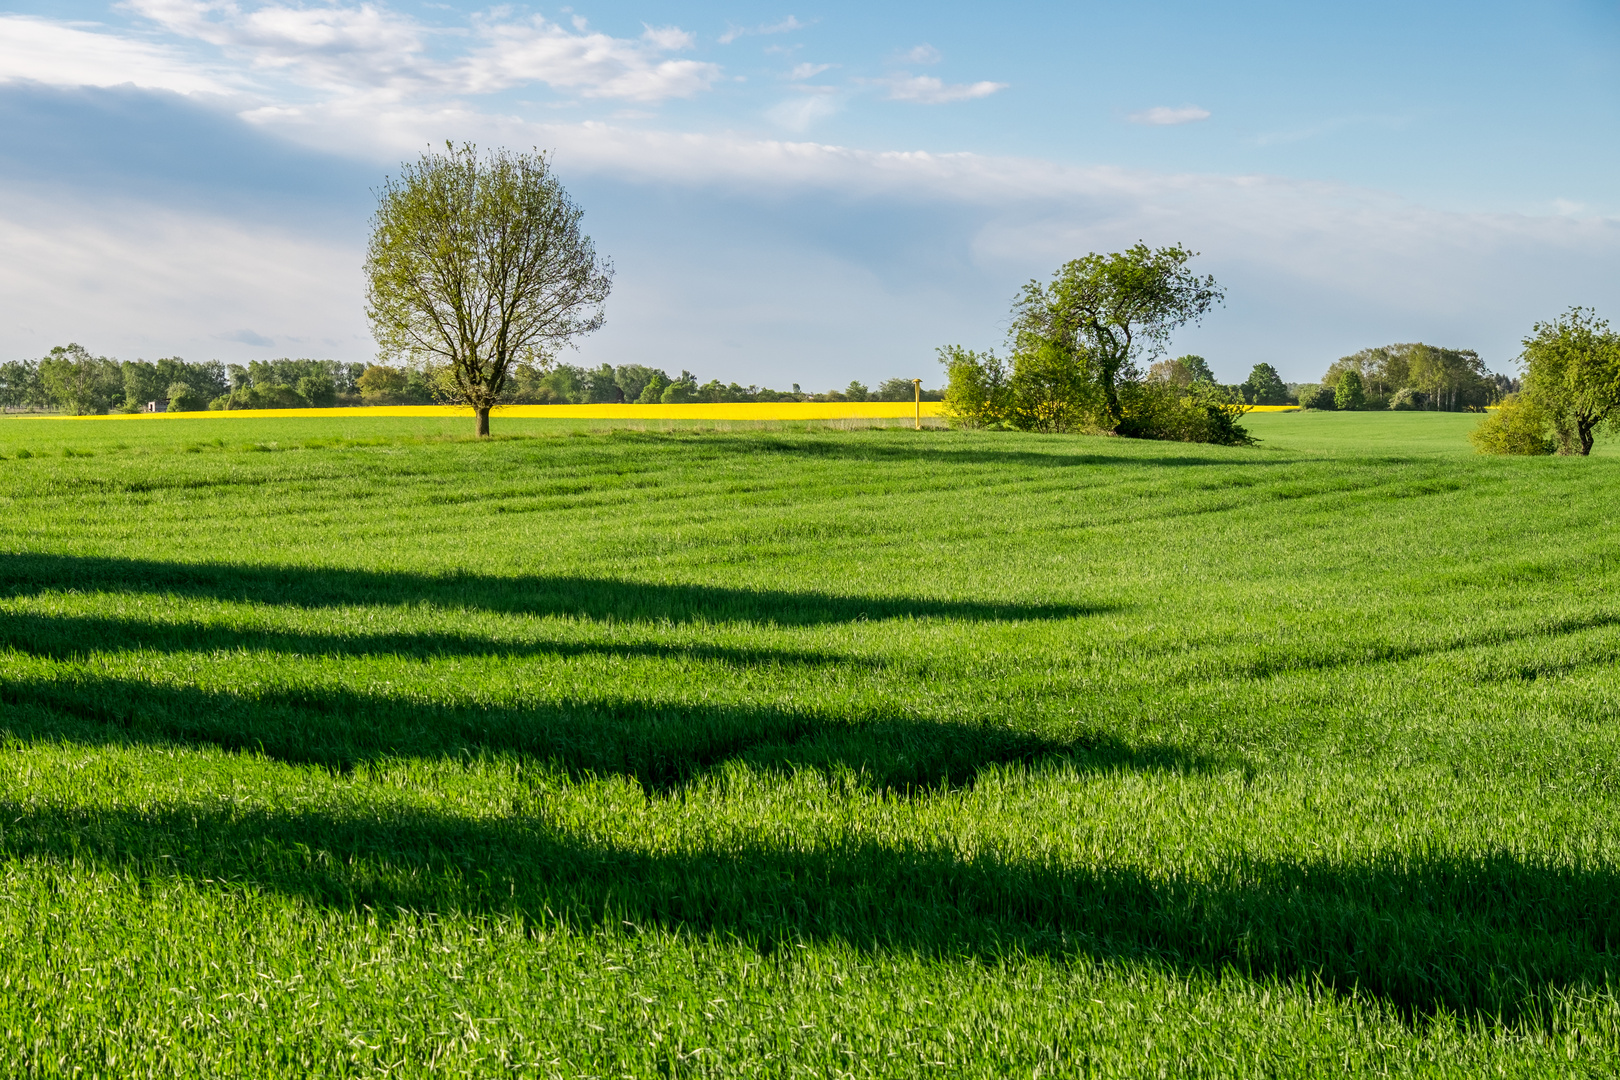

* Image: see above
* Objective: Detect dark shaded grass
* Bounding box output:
[5,795,1614,1026]
[0,681,1205,793]
[0,608,882,670]
[0,553,1105,624]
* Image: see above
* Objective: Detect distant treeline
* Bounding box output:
[1291,344,1513,411]
[0,345,365,414]
[1162,345,1511,413]
[364,363,944,407]
[0,346,941,414]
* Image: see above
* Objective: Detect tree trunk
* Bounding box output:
[476,406,490,437]
[1102,372,1122,431]
[1579,417,1595,456]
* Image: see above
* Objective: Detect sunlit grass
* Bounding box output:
[0,414,1616,1076]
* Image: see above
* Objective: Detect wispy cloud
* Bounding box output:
[719,15,808,45]
[788,62,834,81]
[0,15,238,95]
[895,44,941,65]
[766,94,840,131]
[880,74,1006,104]
[1128,105,1211,126]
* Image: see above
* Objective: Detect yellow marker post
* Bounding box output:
[912,378,922,430]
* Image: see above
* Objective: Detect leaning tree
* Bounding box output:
[365,143,613,436]
[1521,307,1620,455]
[1009,243,1223,432]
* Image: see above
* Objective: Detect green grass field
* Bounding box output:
[2,408,1619,1077]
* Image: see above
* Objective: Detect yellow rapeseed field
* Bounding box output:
[48,402,949,421]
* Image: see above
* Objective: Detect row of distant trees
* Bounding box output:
[1293,343,1509,412]
[371,363,943,407]
[0,345,938,415]
[0,346,366,414]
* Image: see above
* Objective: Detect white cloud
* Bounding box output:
[881,74,1006,104]
[1129,105,1211,126]
[0,190,367,362]
[128,0,425,96]
[121,2,719,103]
[719,15,807,45]
[896,44,941,65]
[641,25,696,51]
[467,18,720,101]
[788,62,834,80]
[0,15,237,95]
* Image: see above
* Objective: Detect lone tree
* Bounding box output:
[1334,368,1366,411]
[1243,363,1289,405]
[365,143,612,436]
[1009,243,1222,431]
[1521,307,1620,455]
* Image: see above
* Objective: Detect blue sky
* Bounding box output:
[0,1,1616,386]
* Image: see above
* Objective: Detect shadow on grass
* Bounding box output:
[0,674,1204,793]
[3,794,1614,1025]
[0,553,1104,625]
[0,609,886,671]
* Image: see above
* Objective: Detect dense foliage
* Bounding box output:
[1311,343,1503,411]
[0,412,1616,1076]
[1517,307,1620,455]
[0,347,365,414]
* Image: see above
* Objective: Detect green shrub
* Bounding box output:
[1389,387,1427,410]
[1334,370,1367,411]
[1007,342,1096,433]
[1470,394,1554,455]
[939,345,1011,428]
[1296,383,1335,410]
[166,382,204,413]
[1120,380,1256,446]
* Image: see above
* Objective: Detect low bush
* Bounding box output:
[1296,384,1335,410]
[1470,394,1555,455]
[1120,380,1257,446]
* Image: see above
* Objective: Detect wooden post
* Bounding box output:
[912,378,921,430]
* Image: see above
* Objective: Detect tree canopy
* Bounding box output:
[1009,243,1223,430]
[1243,363,1289,405]
[365,143,613,436]
[1520,307,1620,455]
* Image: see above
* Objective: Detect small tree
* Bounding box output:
[357,364,409,402]
[38,344,122,414]
[939,345,1010,428]
[365,143,612,436]
[1243,363,1289,405]
[0,360,40,412]
[1334,369,1366,411]
[166,381,203,413]
[1009,243,1223,431]
[1009,341,1096,433]
[1521,308,1620,455]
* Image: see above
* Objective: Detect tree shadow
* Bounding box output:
[0,609,884,671]
[4,795,1613,1025]
[725,433,1279,470]
[0,672,1205,793]
[0,553,1105,625]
